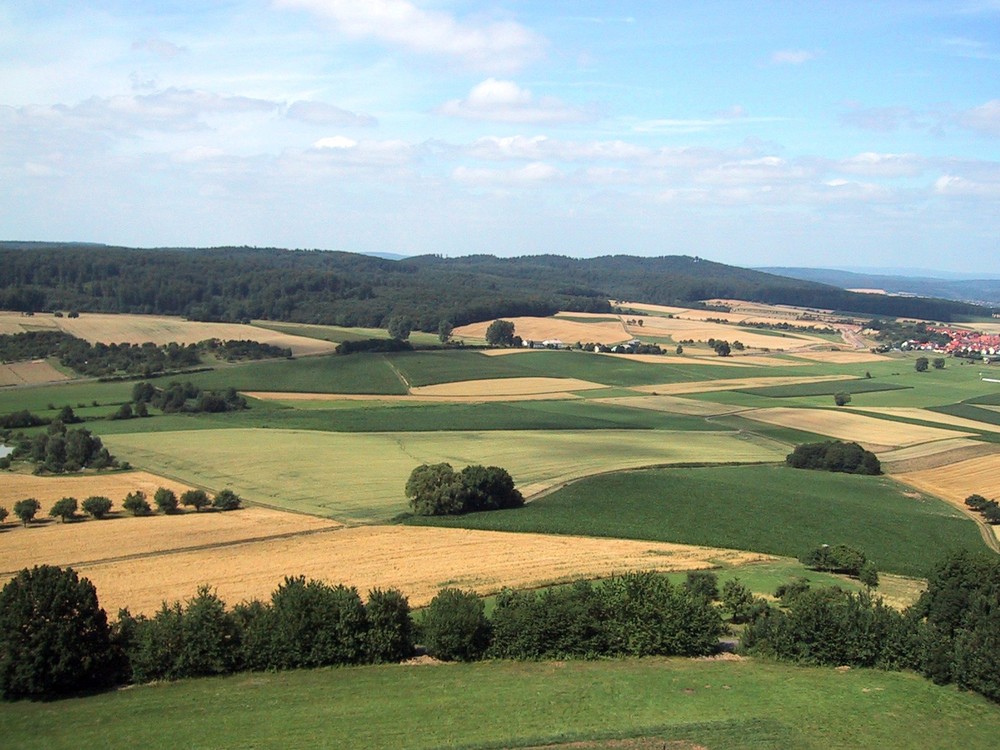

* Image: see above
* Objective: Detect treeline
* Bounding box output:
[0,244,986,332]
[0,331,290,378]
[743,550,1000,703]
[0,568,720,701]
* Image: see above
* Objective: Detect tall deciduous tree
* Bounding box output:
[485,319,516,346]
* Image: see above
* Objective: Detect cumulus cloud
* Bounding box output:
[438,79,591,124]
[286,100,376,127]
[770,49,818,65]
[466,134,646,162]
[958,99,1000,136]
[935,174,1000,197]
[453,162,562,186]
[274,0,545,71]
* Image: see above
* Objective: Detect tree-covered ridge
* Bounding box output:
[0,243,986,330]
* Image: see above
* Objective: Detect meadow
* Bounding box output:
[409,464,985,577]
[1,658,997,749]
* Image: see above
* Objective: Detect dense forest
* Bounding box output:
[0,243,988,331]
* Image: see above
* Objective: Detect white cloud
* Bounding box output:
[466,135,646,161]
[439,79,591,123]
[274,0,544,71]
[934,174,1000,197]
[835,152,925,177]
[959,99,1000,136]
[453,162,562,186]
[770,49,818,65]
[131,37,187,59]
[286,100,376,127]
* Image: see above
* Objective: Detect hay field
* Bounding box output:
[740,407,972,449]
[857,407,1000,434]
[0,508,339,575]
[410,377,605,397]
[0,360,70,386]
[633,374,852,396]
[103,428,786,522]
[0,470,195,509]
[40,525,769,616]
[791,350,892,364]
[453,316,629,344]
[0,311,335,356]
[598,395,749,417]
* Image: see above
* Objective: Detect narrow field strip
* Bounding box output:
[44,525,770,616]
[596,395,750,417]
[856,406,1000,434]
[409,377,606,397]
[633,374,853,396]
[789,350,892,363]
[739,407,972,449]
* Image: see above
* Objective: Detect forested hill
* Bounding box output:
[0,243,987,331]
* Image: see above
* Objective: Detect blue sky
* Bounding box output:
[1,1,998,271]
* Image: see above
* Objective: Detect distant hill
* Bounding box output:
[0,242,990,331]
[760,267,1000,307]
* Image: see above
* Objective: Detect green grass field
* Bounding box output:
[251,320,441,346]
[737,379,909,398]
[409,465,985,577]
[1,658,997,749]
[102,428,786,522]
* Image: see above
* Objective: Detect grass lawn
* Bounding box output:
[102,428,786,522]
[409,465,986,577]
[1,658,997,749]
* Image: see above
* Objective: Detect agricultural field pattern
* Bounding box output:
[2,301,1000,747]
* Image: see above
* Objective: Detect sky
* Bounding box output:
[1,1,998,272]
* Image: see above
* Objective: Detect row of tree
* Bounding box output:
[1,488,242,526]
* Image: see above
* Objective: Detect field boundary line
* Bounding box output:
[383,355,412,393]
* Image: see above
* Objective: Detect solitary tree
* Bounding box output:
[49,496,78,523]
[675,344,684,355]
[123,490,151,517]
[438,319,454,343]
[181,489,211,512]
[485,319,516,347]
[12,498,41,526]
[834,392,852,407]
[82,495,113,519]
[0,565,118,699]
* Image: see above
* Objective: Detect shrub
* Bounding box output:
[422,588,490,661]
[365,588,415,663]
[81,496,112,519]
[684,570,719,602]
[0,565,118,699]
[180,489,210,512]
[123,490,151,516]
[212,489,242,511]
[153,487,178,514]
[834,391,851,406]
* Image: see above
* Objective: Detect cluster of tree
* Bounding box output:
[0,410,48,430]
[0,245,987,330]
[866,320,952,349]
[405,463,524,516]
[335,338,414,355]
[914,356,946,372]
[131,381,247,414]
[785,441,881,475]
[8,422,118,474]
[2,488,241,526]
[965,494,1000,524]
[201,339,292,361]
[706,338,742,356]
[743,550,1000,704]
[800,543,879,584]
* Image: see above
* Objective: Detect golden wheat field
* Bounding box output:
[453,316,630,344]
[0,360,70,386]
[895,453,1000,506]
[0,470,197,509]
[632,374,852,396]
[624,315,827,350]
[0,311,336,356]
[410,377,606,398]
[0,507,340,574]
[740,407,972,449]
[9,524,770,616]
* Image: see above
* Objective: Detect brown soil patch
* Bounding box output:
[0,360,70,386]
[633,375,852,396]
[0,311,335,357]
[7,525,770,616]
[739,407,972,449]
[0,470,197,508]
[410,377,605,398]
[0,507,340,575]
[454,317,629,345]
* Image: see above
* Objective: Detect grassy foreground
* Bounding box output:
[2,658,998,749]
[411,465,985,577]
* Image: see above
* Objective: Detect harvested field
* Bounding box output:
[857,407,1000,434]
[598,353,755,367]
[0,360,70,386]
[791,350,892,364]
[625,315,827,350]
[0,470,196,509]
[633,374,852,396]
[453,316,629,345]
[896,453,1000,506]
[410,377,606,398]
[480,348,540,356]
[24,525,770,616]
[104,428,786,522]
[879,439,997,474]
[0,311,336,356]
[242,390,583,404]
[598,395,749,417]
[739,407,972,450]
[0,507,339,575]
